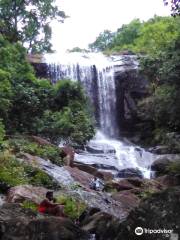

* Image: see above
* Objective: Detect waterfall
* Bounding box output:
[45,52,155,178]
[45,52,121,137]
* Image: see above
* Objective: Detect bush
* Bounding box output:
[0,120,5,144]
[21,200,37,212]
[9,136,64,166]
[0,150,60,189]
[56,195,86,220]
[166,162,180,174]
[35,107,95,145]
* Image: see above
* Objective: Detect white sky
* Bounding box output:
[51,0,170,52]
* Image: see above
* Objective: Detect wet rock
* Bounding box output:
[115,187,180,240]
[151,155,180,176]
[126,177,143,187]
[73,162,113,181]
[111,191,140,210]
[0,203,89,240]
[116,168,143,179]
[31,135,53,146]
[156,174,180,188]
[57,189,129,220]
[105,179,136,192]
[0,194,5,206]
[97,171,113,181]
[81,211,121,240]
[61,146,75,167]
[91,163,119,171]
[0,181,11,193]
[64,166,94,189]
[148,145,170,155]
[7,185,48,204]
[86,145,115,154]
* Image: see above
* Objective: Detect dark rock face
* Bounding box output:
[31,62,49,79]
[151,155,180,176]
[116,168,143,179]
[115,69,149,133]
[81,211,121,240]
[0,203,89,240]
[115,187,180,240]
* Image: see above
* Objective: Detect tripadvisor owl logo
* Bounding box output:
[135,227,143,235]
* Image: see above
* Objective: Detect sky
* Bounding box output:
[51,0,170,53]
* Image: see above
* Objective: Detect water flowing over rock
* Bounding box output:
[44,52,146,137]
[43,52,155,177]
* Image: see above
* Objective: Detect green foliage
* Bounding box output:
[9,136,64,166]
[0,149,60,189]
[52,80,87,110]
[166,161,180,174]
[138,85,180,131]
[0,0,66,53]
[0,120,5,144]
[67,47,89,53]
[133,16,180,55]
[24,165,60,189]
[110,19,142,52]
[89,30,114,51]
[34,80,95,145]
[56,195,86,220]
[0,36,95,145]
[21,200,37,212]
[0,69,13,119]
[35,107,95,145]
[0,151,29,186]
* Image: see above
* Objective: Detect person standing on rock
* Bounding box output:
[38,191,65,217]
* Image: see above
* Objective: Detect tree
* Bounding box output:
[0,0,66,53]
[110,19,142,52]
[89,30,114,51]
[164,0,180,16]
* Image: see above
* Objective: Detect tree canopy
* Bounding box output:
[0,0,66,53]
[88,30,114,51]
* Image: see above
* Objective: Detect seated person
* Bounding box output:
[38,191,65,217]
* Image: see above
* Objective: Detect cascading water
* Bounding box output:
[45,52,119,137]
[45,52,155,178]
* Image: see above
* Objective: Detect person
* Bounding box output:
[89,177,104,191]
[38,191,65,217]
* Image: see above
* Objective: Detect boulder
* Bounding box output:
[116,168,143,179]
[105,179,136,192]
[81,211,121,240]
[86,145,115,154]
[7,185,48,204]
[148,145,170,155]
[73,162,113,181]
[111,191,140,210]
[0,194,5,206]
[61,146,75,167]
[31,135,53,146]
[126,177,143,187]
[115,187,180,239]
[0,203,89,240]
[156,174,180,188]
[64,166,94,190]
[151,155,180,176]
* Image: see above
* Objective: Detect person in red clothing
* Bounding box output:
[39,191,65,217]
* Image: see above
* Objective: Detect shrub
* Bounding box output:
[0,150,60,189]
[56,195,86,220]
[9,136,64,166]
[21,200,37,212]
[166,162,180,174]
